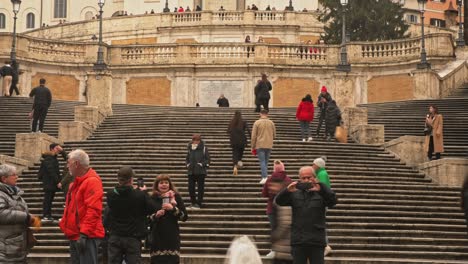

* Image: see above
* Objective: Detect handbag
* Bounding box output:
[423,125,432,136]
[335,125,348,143]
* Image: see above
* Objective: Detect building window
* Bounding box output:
[26,13,35,28]
[407,14,418,23]
[430,18,446,27]
[0,13,5,29]
[54,0,67,18]
[85,11,94,20]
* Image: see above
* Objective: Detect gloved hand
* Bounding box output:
[76,234,87,254]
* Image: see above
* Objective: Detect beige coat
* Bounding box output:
[251,117,276,149]
[424,114,444,153]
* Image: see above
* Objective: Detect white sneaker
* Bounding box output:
[237,160,243,168]
[324,245,332,256]
[308,137,313,142]
[265,250,275,258]
[302,138,306,142]
[259,178,267,184]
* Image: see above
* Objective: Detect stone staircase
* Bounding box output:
[0,97,84,156]
[7,103,465,263]
[361,87,468,158]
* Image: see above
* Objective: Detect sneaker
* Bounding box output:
[307,137,313,142]
[41,216,53,222]
[192,204,200,209]
[237,160,243,168]
[302,138,306,142]
[265,250,275,259]
[259,178,267,184]
[324,245,332,256]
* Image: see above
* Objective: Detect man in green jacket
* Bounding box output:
[312,157,332,256]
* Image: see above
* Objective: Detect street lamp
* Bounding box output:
[336,0,351,72]
[286,0,294,11]
[10,0,21,62]
[94,0,107,72]
[417,0,430,69]
[163,0,170,12]
[456,0,465,47]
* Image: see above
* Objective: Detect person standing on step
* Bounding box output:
[462,175,468,232]
[275,166,337,264]
[37,143,65,222]
[424,105,444,160]
[324,100,341,142]
[254,73,272,112]
[9,60,20,96]
[227,111,251,175]
[251,109,276,184]
[149,174,188,264]
[105,166,156,264]
[59,149,105,264]
[186,134,210,208]
[29,78,52,133]
[217,94,230,107]
[295,94,315,142]
[262,160,292,259]
[0,61,14,96]
[312,158,332,256]
[316,86,332,138]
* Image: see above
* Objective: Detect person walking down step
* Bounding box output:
[296,94,315,142]
[149,175,188,264]
[0,61,14,96]
[254,73,272,112]
[325,100,341,142]
[37,143,65,222]
[312,158,332,256]
[228,111,251,175]
[424,105,444,161]
[316,86,332,138]
[251,109,276,184]
[186,134,210,209]
[29,78,52,133]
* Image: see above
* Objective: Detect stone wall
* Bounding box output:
[31,72,80,101]
[273,78,319,107]
[367,74,414,103]
[126,77,172,105]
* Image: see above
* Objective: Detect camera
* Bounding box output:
[162,197,170,204]
[296,182,313,190]
[137,177,144,188]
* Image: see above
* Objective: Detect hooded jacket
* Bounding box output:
[254,80,272,102]
[296,101,315,122]
[325,102,341,129]
[262,171,292,214]
[59,168,105,240]
[38,151,61,191]
[186,140,210,176]
[0,182,29,263]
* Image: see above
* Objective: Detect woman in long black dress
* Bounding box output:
[149,175,188,264]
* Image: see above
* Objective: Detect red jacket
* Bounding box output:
[296,101,315,122]
[59,168,105,240]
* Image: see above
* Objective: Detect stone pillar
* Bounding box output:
[74,106,105,129]
[254,44,268,63]
[0,155,33,175]
[86,72,113,116]
[342,107,368,133]
[15,133,63,163]
[236,0,245,10]
[412,69,439,99]
[58,121,93,142]
[244,10,255,24]
[419,159,468,187]
[383,136,426,167]
[349,124,384,145]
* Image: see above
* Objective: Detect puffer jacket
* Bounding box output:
[0,182,30,263]
[37,151,61,191]
[325,103,341,130]
[59,168,105,241]
[186,140,210,176]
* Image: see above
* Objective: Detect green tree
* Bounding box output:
[319,0,409,44]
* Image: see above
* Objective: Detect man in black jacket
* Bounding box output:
[29,78,52,132]
[316,86,333,138]
[254,74,272,112]
[38,143,65,221]
[0,61,14,96]
[217,94,230,107]
[275,166,337,264]
[105,166,156,264]
[186,134,210,209]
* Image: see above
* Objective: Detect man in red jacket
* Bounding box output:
[59,149,104,264]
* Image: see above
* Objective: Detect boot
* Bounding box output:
[233,166,238,176]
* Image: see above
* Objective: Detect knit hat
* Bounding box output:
[313,158,326,168]
[273,160,285,173]
[321,86,327,93]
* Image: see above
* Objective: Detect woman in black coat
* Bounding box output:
[227,111,251,172]
[149,175,188,264]
[325,100,341,142]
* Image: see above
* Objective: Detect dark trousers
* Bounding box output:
[291,245,325,264]
[255,98,270,112]
[107,235,142,264]
[188,174,205,206]
[32,106,48,132]
[316,110,326,136]
[427,136,441,160]
[9,81,19,95]
[70,238,101,264]
[43,190,56,217]
[325,124,337,139]
[231,145,245,165]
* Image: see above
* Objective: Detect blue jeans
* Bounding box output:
[257,148,271,179]
[299,121,310,139]
[70,238,101,264]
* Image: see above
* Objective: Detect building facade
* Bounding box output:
[402,0,463,28]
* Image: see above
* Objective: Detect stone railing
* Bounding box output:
[212,11,244,22]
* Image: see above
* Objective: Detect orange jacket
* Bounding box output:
[59,168,105,240]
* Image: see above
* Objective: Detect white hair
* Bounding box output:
[68,149,90,167]
[0,164,17,179]
[299,166,316,177]
[224,236,262,264]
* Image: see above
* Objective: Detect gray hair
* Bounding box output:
[0,164,17,179]
[68,149,90,167]
[298,166,316,177]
